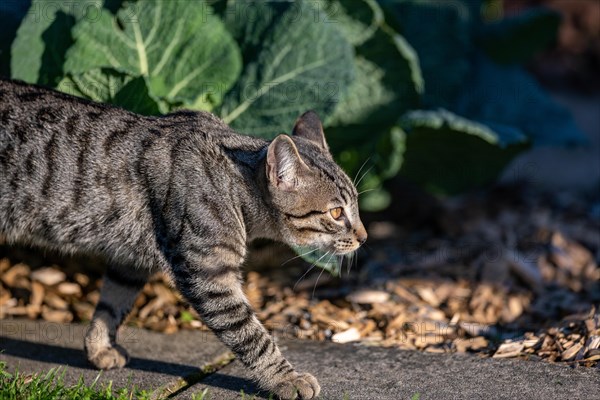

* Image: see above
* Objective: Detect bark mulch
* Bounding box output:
[1,188,599,368]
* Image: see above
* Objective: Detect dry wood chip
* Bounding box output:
[7,305,28,316]
[313,314,350,331]
[505,250,544,291]
[1,263,30,287]
[31,267,65,286]
[433,283,455,304]
[551,232,593,270]
[163,314,178,334]
[425,346,446,353]
[26,304,41,319]
[29,282,44,310]
[508,296,524,320]
[331,327,361,343]
[392,285,421,304]
[133,293,147,309]
[347,289,390,304]
[73,273,90,287]
[153,283,178,304]
[585,336,600,354]
[454,340,469,353]
[44,292,69,310]
[415,334,444,348]
[523,337,541,349]
[416,287,440,307]
[469,336,489,350]
[41,306,73,323]
[359,319,377,337]
[386,314,408,334]
[562,342,583,361]
[139,297,164,319]
[0,258,11,273]
[86,291,100,305]
[57,282,81,296]
[1,298,17,309]
[449,313,460,325]
[493,341,524,358]
[418,307,447,322]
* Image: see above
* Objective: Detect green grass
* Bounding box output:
[0,360,152,400]
[190,388,210,400]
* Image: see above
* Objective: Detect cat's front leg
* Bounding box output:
[172,250,320,400]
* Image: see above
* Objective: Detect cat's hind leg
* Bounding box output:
[85,266,150,370]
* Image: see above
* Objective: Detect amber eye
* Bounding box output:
[330,207,343,220]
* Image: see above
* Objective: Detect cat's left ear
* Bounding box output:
[266,135,310,191]
[292,110,329,152]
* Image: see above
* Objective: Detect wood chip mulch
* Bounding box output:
[1,188,599,368]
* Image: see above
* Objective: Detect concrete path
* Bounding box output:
[0,319,231,397]
[1,320,599,400]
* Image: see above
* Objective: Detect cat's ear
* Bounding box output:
[266,135,309,191]
[292,110,329,152]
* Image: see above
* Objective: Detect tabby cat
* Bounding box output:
[0,78,367,399]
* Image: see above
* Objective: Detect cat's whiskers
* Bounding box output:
[312,251,335,299]
[358,188,377,196]
[293,250,330,292]
[346,251,355,277]
[353,158,371,185]
[281,247,319,267]
[355,165,374,189]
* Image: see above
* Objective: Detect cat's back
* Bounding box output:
[1,78,262,157]
[0,77,130,128]
[0,78,263,256]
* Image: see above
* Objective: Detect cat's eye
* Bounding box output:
[330,207,343,220]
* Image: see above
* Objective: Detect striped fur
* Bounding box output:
[0,78,366,399]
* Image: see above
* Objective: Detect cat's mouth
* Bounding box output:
[333,247,359,256]
[330,239,362,255]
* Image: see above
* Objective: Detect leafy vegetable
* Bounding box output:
[312,0,384,46]
[219,0,354,138]
[57,68,160,115]
[452,54,587,147]
[223,0,290,64]
[399,109,528,195]
[11,0,103,86]
[380,0,472,107]
[63,0,241,110]
[326,25,423,130]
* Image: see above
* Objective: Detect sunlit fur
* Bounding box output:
[0,79,366,400]
[266,127,367,256]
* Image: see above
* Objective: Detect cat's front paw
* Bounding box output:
[273,372,320,400]
[87,344,129,370]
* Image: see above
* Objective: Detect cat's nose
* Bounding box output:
[355,225,368,245]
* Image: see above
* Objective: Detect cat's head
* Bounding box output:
[266,111,367,255]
